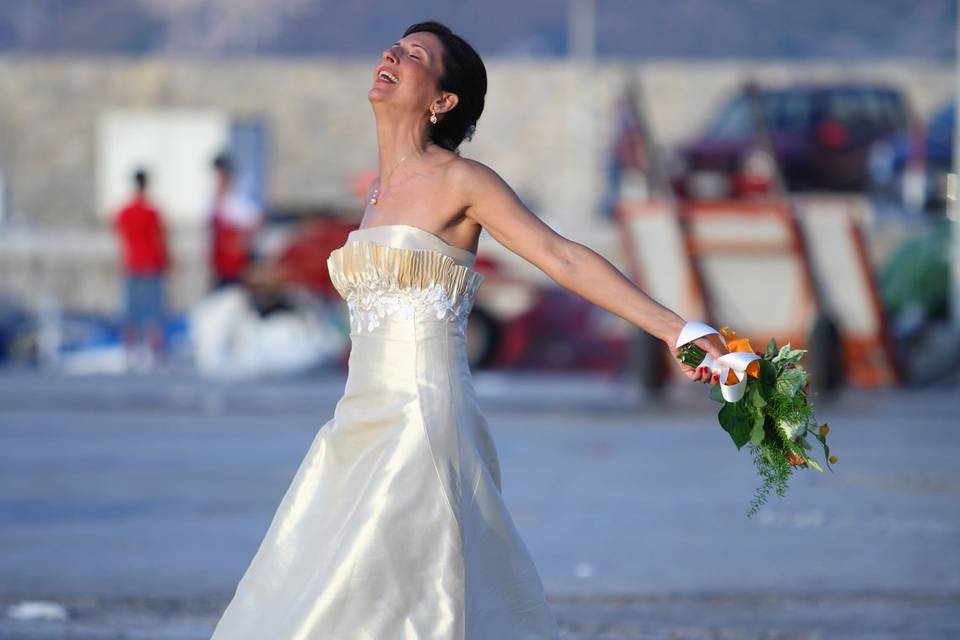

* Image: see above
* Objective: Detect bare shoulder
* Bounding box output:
[446,155,511,203]
[449,155,500,183]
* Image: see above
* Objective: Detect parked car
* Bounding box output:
[672,83,919,199]
[868,100,954,213]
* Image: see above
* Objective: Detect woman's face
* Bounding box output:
[369,31,446,115]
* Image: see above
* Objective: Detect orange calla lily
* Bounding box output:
[723,331,760,379]
[708,326,762,385]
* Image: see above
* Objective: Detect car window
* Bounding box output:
[826,89,904,132]
[705,90,812,139]
[878,92,908,129]
[705,94,752,139]
[763,91,812,132]
[826,91,866,125]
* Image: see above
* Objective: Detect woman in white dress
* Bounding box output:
[210,20,725,640]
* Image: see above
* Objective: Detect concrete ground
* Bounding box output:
[0,369,957,639]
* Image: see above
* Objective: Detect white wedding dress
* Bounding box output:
[210,224,560,639]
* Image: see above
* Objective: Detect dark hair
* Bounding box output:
[212,151,234,176]
[133,168,148,190]
[403,21,486,152]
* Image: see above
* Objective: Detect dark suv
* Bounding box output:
[672,83,918,199]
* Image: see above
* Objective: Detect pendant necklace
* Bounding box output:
[369,145,428,206]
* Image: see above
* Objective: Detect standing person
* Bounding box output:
[209,152,263,289]
[211,21,726,639]
[113,168,169,370]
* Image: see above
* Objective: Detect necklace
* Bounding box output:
[369,145,428,206]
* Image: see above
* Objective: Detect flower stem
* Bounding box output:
[677,343,707,368]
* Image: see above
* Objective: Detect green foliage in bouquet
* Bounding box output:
[679,337,836,518]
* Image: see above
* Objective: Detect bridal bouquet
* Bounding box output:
[675,322,837,518]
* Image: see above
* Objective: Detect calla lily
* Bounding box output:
[726,337,760,379]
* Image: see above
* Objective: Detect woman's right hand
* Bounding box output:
[671,332,728,385]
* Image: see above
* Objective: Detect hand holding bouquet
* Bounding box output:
[675,321,837,518]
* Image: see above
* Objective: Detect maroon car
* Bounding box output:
[672,83,918,199]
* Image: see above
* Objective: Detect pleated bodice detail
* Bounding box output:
[327,224,485,335]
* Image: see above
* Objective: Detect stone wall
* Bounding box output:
[0,56,952,313]
[0,228,208,315]
[0,56,952,227]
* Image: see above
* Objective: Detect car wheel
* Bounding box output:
[466,306,500,370]
[806,313,843,396]
[631,329,670,394]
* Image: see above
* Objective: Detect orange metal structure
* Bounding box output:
[615,197,901,388]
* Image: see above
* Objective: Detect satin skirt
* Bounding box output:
[210,315,559,639]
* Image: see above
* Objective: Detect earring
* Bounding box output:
[429,108,438,125]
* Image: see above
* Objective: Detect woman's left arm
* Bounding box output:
[459,159,725,383]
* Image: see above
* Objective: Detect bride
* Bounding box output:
[210,20,726,640]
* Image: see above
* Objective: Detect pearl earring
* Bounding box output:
[429,108,438,125]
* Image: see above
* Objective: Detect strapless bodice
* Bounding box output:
[326,224,485,335]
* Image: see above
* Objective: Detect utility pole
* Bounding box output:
[568,0,596,60]
[952,0,960,327]
[248,0,259,55]
[564,0,599,234]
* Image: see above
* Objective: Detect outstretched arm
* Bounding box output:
[459,159,725,383]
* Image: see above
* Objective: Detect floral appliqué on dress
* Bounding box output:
[327,239,485,334]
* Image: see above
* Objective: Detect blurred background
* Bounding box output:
[1,1,958,638]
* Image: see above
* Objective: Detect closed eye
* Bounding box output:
[393,40,429,63]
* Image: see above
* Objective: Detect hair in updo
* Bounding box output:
[403,21,487,152]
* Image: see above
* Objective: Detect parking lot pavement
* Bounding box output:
[3,590,957,639]
[1,369,958,638]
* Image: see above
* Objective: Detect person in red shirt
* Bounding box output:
[113,168,169,368]
[210,153,263,289]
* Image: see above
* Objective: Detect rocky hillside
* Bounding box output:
[0,0,953,59]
